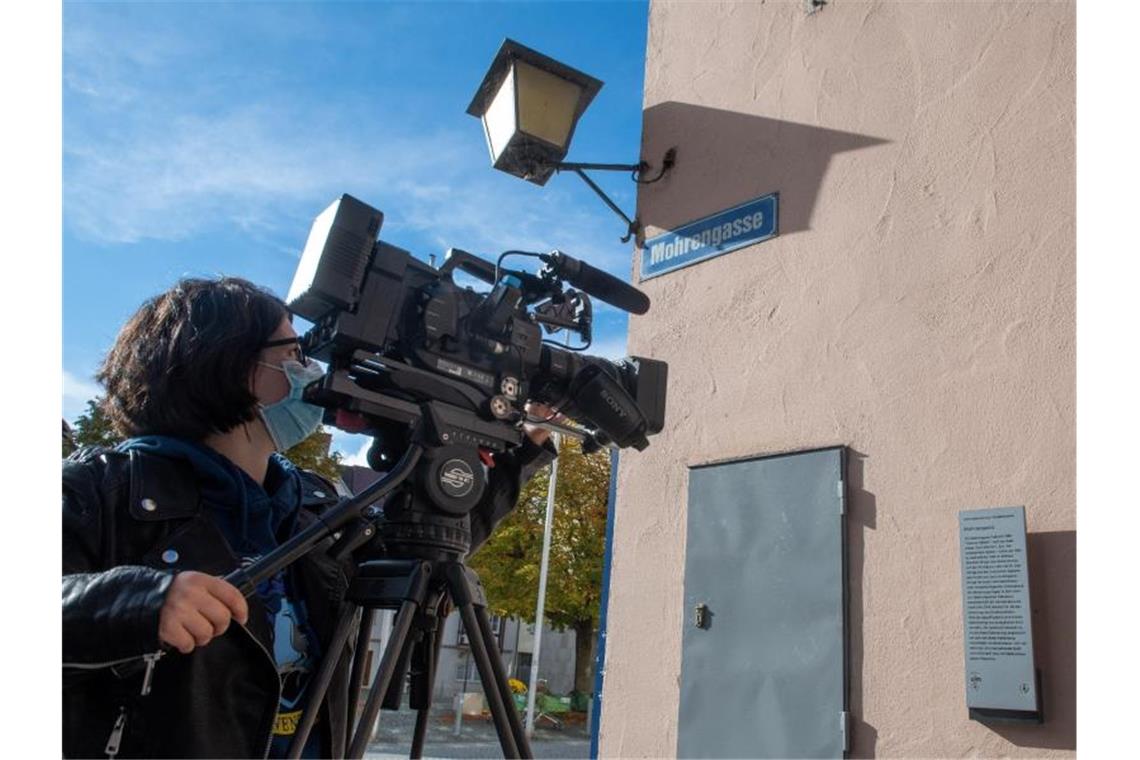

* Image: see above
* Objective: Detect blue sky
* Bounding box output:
[62,0,650,463]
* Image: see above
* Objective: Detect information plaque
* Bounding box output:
[958,507,1043,723]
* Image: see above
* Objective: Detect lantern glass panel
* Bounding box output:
[515,60,581,151]
[482,65,518,162]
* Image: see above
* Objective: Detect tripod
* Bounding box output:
[224,401,549,759]
[285,557,532,759]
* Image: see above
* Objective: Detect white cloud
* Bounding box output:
[63,369,100,403]
[63,14,638,279]
[330,431,373,468]
[64,97,470,246]
[64,83,637,271]
[341,442,371,468]
[62,369,102,422]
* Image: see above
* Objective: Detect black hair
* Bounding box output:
[98,276,289,440]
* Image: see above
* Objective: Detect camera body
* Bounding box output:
[289,194,666,463]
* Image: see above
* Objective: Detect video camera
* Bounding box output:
[285,194,666,556]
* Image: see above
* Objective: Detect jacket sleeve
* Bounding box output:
[467,436,558,556]
[62,454,173,665]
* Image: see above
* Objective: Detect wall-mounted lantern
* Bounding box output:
[467,39,675,243]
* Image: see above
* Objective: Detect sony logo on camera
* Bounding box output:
[600,389,628,419]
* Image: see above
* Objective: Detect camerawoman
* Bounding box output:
[61,194,666,759]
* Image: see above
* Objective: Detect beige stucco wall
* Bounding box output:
[600,1,1074,757]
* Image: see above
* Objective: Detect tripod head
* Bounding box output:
[304,351,531,562]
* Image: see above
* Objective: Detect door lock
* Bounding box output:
[694,603,711,629]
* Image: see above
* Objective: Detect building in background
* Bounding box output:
[353,609,576,706]
[599,2,1075,758]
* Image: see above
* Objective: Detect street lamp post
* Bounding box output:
[524,432,561,738]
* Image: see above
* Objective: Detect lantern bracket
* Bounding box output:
[554,147,676,244]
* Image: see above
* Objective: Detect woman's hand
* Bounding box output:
[524,402,569,447]
[158,571,249,654]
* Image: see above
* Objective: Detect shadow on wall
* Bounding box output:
[637,101,889,238]
[845,449,878,758]
[987,530,1076,751]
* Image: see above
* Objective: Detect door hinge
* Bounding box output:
[837,480,846,514]
[840,710,849,752]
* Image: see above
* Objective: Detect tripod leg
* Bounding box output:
[409,598,445,759]
[457,602,520,758]
[473,603,533,758]
[381,632,416,710]
[345,608,376,748]
[407,638,432,758]
[410,708,430,760]
[445,564,521,759]
[287,603,359,760]
[346,599,419,760]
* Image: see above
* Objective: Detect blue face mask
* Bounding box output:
[256,358,326,451]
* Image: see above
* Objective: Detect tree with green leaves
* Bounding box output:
[469,436,610,701]
[281,430,343,483]
[72,397,122,450]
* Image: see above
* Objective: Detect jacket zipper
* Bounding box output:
[63,651,157,670]
[99,649,166,758]
[139,651,164,695]
[104,706,127,758]
[236,623,282,760]
[75,631,278,758]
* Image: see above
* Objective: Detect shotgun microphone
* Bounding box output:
[540,251,650,315]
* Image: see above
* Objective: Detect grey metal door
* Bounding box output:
[678,447,847,759]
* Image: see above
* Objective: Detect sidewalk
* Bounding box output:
[364,705,590,759]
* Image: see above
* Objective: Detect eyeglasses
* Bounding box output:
[262,336,309,366]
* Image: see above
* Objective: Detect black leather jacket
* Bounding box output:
[62,439,554,759]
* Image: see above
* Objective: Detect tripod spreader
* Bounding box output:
[223,441,424,596]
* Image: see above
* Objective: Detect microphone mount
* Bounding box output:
[553,147,677,244]
[538,250,649,315]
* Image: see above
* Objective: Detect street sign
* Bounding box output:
[640,192,778,281]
